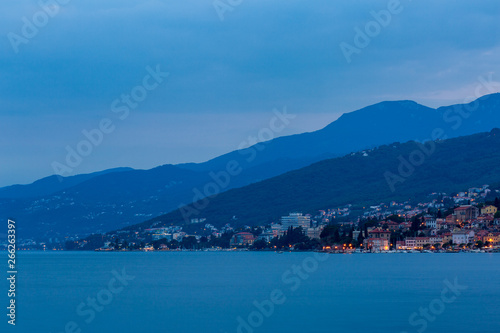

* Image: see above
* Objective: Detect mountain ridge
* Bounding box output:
[3,93,500,238]
[0,167,134,199]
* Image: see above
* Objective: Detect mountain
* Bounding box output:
[3,93,500,238]
[2,165,211,237]
[131,128,500,231]
[0,167,133,199]
[178,93,500,172]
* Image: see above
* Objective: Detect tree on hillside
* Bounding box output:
[387,214,405,223]
[320,225,341,244]
[411,216,422,232]
[357,230,364,245]
[269,227,311,249]
[252,239,268,250]
[181,236,198,249]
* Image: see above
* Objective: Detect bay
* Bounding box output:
[3,252,499,333]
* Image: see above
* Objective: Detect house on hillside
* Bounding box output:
[477,214,494,223]
[441,232,453,244]
[368,228,391,240]
[424,215,436,228]
[475,230,489,242]
[481,205,498,215]
[400,222,412,232]
[446,214,459,225]
[454,206,479,222]
[436,218,447,230]
[483,232,500,245]
[383,221,400,232]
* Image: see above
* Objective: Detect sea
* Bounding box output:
[2,251,499,333]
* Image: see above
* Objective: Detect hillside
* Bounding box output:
[130,129,500,231]
[3,93,500,238]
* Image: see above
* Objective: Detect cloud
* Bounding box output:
[1,0,499,186]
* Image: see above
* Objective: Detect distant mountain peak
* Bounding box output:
[370,99,428,112]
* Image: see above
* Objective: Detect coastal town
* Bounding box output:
[4,184,500,253]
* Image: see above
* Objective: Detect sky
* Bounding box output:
[1,0,500,187]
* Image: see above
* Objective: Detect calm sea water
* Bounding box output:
[2,252,499,333]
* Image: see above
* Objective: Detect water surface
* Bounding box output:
[2,252,499,333]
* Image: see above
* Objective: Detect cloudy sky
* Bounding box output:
[1,0,500,187]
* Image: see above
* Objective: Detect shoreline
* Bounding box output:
[5,249,499,254]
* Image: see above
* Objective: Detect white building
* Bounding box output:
[271,224,284,237]
[424,216,437,228]
[452,230,475,245]
[405,238,417,249]
[257,231,275,242]
[152,233,172,241]
[281,213,311,230]
[306,227,323,240]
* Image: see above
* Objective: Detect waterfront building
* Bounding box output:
[452,230,475,245]
[365,238,389,252]
[230,232,255,246]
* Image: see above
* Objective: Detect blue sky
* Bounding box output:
[1,0,500,187]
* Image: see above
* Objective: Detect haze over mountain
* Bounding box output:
[3,93,500,238]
